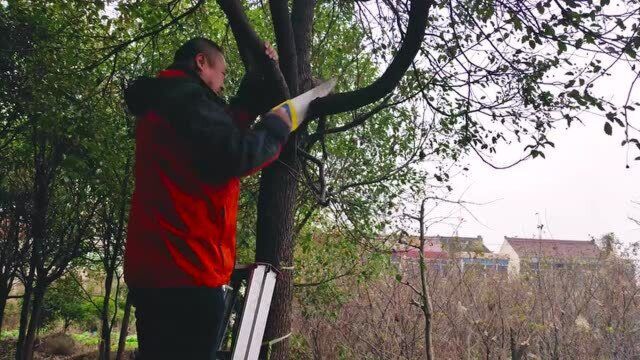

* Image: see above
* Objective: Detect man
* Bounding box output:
[123,37,292,359]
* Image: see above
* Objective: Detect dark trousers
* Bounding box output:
[130,287,225,360]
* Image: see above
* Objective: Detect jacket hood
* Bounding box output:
[124,69,226,117]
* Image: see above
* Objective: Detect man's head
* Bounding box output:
[172,37,226,95]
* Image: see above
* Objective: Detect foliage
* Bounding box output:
[1,0,640,357]
[71,332,138,349]
[41,275,99,332]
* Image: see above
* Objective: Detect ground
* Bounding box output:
[0,333,137,360]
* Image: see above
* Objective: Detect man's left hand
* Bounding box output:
[264,42,278,63]
[230,42,281,117]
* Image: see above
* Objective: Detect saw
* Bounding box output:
[271,78,337,131]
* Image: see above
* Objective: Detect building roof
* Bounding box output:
[393,248,450,260]
[504,237,601,259]
[394,235,492,260]
[426,235,490,253]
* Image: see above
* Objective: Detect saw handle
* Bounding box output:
[271,100,299,131]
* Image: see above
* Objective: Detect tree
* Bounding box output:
[0,180,30,335]
[1,3,111,359]
[398,198,439,360]
[3,1,640,358]
[90,97,134,360]
[211,1,640,356]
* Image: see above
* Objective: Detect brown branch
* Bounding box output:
[306,95,394,143]
[270,0,299,95]
[333,149,420,195]
[217,0,290,98]
[291,0,316,91]
[307,0,432,119]
[294,206,316,237]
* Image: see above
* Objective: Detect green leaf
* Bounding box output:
[625,48,637,59]
[604,122,613,136]
[557,41,568,54]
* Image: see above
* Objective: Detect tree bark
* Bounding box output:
[115,294,132,360]
[99,270,114,360]
[269,0,299,95]
[418,199,435,360]
[255,143,298,359]
[19,133,49,360]
[15,274,33,360]
[23,284,46,360]
[291,0,316,91]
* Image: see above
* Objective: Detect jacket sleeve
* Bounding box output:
[226,106,256,130]
[162,82,290,181]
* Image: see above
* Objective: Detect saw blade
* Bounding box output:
[289,78,337,121]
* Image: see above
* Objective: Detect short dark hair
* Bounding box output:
[171,37,224,72]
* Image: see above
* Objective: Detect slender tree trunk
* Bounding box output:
[418,200,435,360]
[23,285,46,360]
[255,143,298,360]
[19,133,49,360]
[510,328,526,360]
[115,294,132,360]
[99,270,114,360]
[0,278,11,335]
[15,275,33,360]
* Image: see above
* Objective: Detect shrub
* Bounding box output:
[42,274,99,332]
[39,333,76,356]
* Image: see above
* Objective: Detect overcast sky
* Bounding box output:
[427,117,640,252]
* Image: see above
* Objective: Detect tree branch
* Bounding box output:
[270,0,299,95]
[291,0,316,91]
[306,95,394,143]
[307,0,431,118]
[217,0,290,98]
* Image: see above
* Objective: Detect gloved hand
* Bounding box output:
[270,100,299,132]
[268,106,293,131]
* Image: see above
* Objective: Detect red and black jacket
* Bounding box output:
[123,69,289,288]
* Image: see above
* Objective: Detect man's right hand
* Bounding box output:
[269,107,292,130]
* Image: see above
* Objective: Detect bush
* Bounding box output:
[42,274,99,332]
[39,333,76,356]
[293,256,640,359]
[1,329,19,340]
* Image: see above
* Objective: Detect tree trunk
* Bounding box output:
[23,285,46,360]
[0,279,11,335]
[19,133,49,360]
[418,200,435,360]
[15,277,33,360]
[255,143,298,360]
[99,270,114,360]
[115,294,132,360]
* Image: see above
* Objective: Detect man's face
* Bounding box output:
[196,51,226,95]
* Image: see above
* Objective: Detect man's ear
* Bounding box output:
[194,53,207,72]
